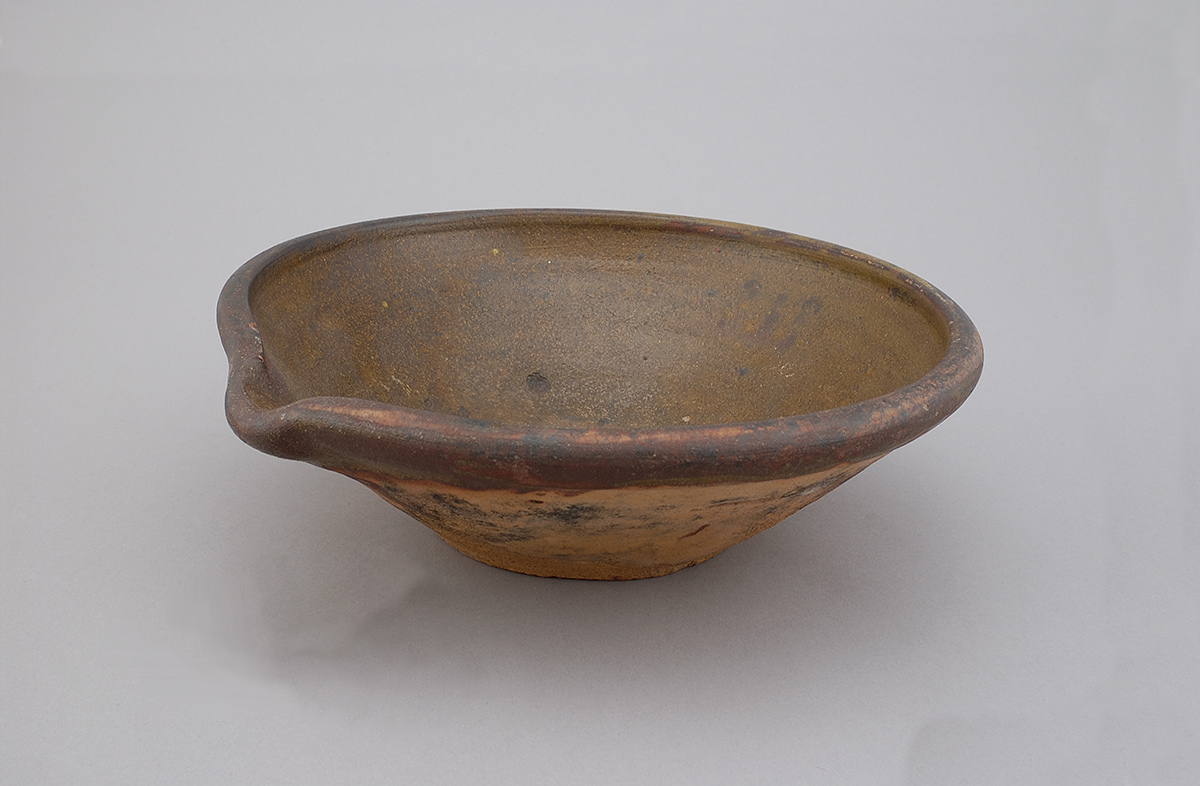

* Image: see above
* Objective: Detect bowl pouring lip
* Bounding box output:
[218,209,983,491]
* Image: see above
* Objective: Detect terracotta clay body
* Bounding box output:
[219,210,983,579]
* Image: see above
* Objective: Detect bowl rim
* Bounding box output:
[218,209,983,491]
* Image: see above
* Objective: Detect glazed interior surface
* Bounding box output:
[249,217,948,429]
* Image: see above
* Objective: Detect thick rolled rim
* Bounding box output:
[218,209,983,490]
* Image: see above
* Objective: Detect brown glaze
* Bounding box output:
[218,210,983,579]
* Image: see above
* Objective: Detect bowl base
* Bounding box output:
[341,458,878,580]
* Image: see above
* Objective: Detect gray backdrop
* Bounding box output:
[2,1,1198,783]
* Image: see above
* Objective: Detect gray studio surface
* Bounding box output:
[2,2,1197,783]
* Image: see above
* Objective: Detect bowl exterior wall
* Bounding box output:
[341,457,878,580]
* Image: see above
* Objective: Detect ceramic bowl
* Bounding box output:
[218,210,982,579]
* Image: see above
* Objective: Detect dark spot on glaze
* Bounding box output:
[801,295,823,313]
[706,289,719,297]
[743,279,761,298]
[707,496,750,508]
[782,482,819,499]
[538,503,605,524]
[774,333,797,352]
[737,366,750,377]
[428,492,487,520]
[755,310,780,342]
[457,405,470,418]
[526,371,551,395]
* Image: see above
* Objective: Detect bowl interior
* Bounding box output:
[249,217,948,429]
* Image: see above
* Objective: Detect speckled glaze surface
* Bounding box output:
[218,210,983,579]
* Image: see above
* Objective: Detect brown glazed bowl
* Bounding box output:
[218,210,982,580]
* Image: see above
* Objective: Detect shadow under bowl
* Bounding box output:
[218,210,982,579]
